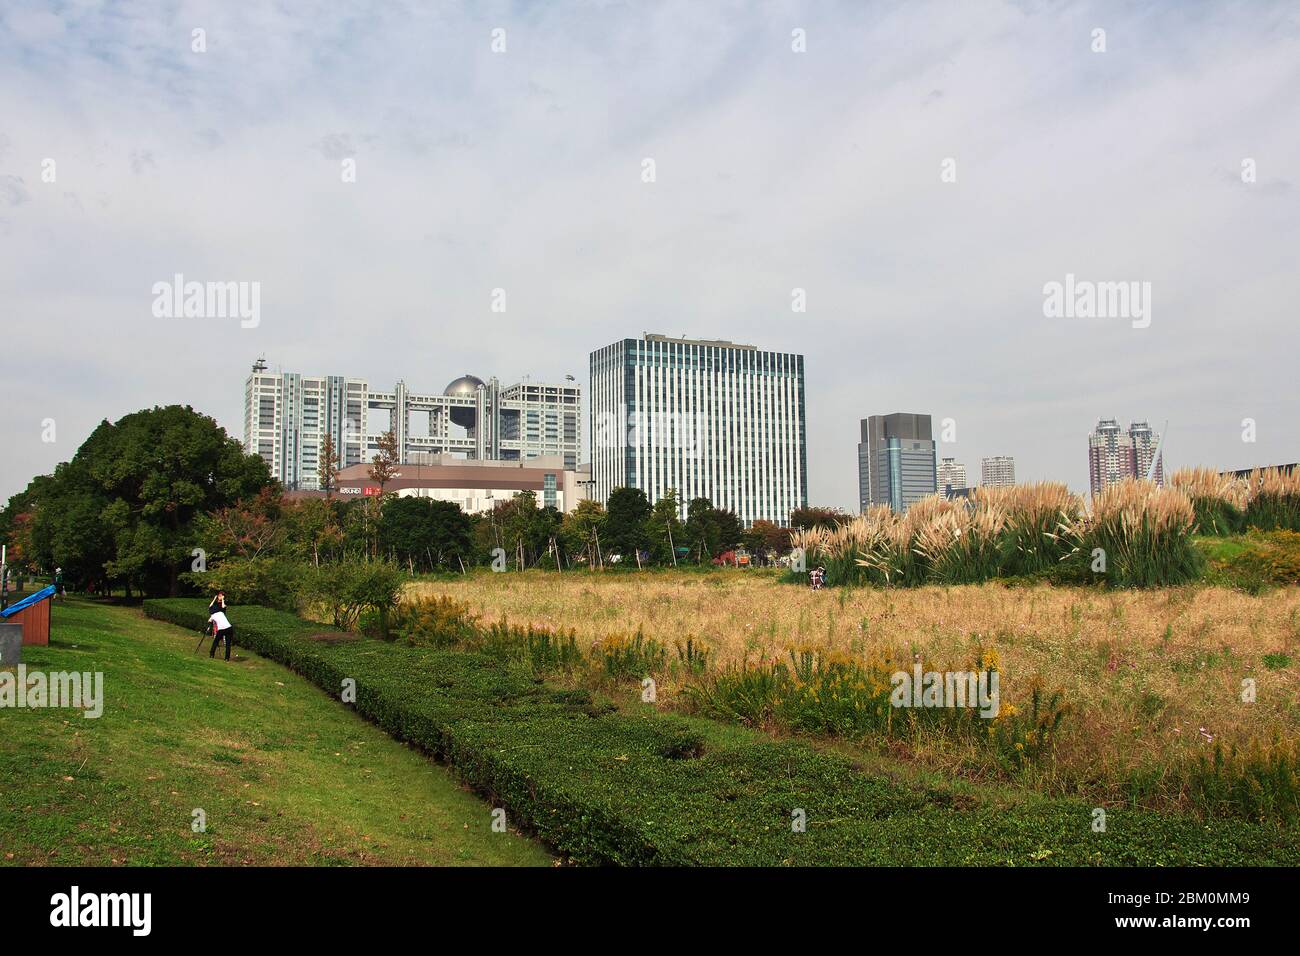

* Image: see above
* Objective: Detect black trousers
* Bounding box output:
[209,626,233,660]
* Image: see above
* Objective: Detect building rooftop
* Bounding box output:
[642,333,757,350]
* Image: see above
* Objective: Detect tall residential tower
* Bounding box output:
[1087,418,1164,495]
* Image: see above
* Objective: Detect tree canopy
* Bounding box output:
[13,405,273,596]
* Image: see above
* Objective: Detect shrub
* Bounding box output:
[389,594,478,648]
[1186,737,1300,825]
[793,486,1081,588]
[482,619,583,672]
[1205,530,1300,593]
[987,679,1070,769]
[144,598,1300,862]
[182,557,307,612]
[1243,467,1300,532]
[991,483,1081,576]
[684,644,1043,763]
[1170,467,1248,535]
[914,501,1006,585]
[303,559,406,635]
[675,638,712,676]
[597,628,668,681]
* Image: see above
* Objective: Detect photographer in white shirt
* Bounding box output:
[207,607,235,661]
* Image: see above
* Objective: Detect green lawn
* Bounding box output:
[0,598,551,866]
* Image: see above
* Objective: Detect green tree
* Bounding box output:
[378,497,472,571]
[684,497,719,562]
[560,499,607,565]
[743,519,790,564]
[26,405,272,596]
[485,492,562,569]
[790,505,848,530]
[683,497,743,562]
[645,489,683,564]
[712,508,744,556]
[318,434,341,500]
[604,487,651,562]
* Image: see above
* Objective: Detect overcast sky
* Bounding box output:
[1,0,1297,510]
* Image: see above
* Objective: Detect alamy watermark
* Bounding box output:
[1043,273,1151,329]
[0,665,104,718]
[152,274,260,328]
[890,664,999,718]
[592,403,707,457]
[50,886,150,936]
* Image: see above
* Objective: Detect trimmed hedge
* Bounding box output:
[145,599,1300,865]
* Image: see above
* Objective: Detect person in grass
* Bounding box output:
[208,606,235,661]
[208,589,228,615]
[54,567,65,598]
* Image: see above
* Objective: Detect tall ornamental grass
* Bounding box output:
[792,479,1202,588]
[1170,467,1247,535]
[1059,480,1203,588]
[1244,466,1300,532]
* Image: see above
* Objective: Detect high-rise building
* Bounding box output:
[980,456,1016,488]
[858,413,937,512]
[1087,418,1163,496]
[244,361,580,490]
[937,458,967,497]
[1128,421,1164,488]
[588,334,806,526]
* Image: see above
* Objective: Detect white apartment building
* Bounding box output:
[937,457,968,496]
[980,456,1016,488]
[244,360,580,490]
[589,334,807,526]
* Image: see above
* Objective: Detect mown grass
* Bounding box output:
[143,598,1299,864]
[0,598,550,866]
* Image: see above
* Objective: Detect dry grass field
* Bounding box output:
[411,569,1300,806]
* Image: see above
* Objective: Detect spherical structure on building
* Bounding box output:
[444,374,486,396]
[444,375,486,430]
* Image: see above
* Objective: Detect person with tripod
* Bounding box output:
[207,604,235,661]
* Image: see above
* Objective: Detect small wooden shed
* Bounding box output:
[0,585,55,645]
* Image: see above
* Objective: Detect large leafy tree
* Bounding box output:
[604,486,650,561]
[684,497,720,561]
[19,405,272,596]
[378,496,473,571]
[683,496,744,562]
[1,476,52,573]
[711,507,744,557]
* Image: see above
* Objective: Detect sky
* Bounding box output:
[1,0,1297,510]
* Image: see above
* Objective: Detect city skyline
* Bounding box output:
[2,2,1297,508]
